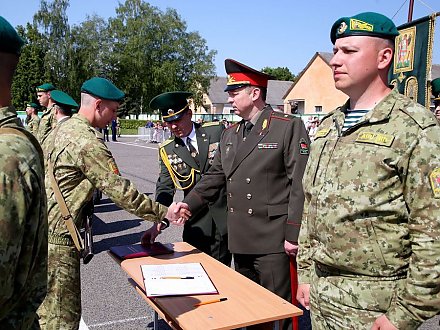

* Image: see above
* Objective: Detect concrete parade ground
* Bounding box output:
[79,136,439,330]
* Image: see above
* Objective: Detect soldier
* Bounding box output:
[172,59,310,330]
[431,77,440,122]
[35,82,56,144]
[296,12,440,329]
[25,101,40,136]
[0,16,48,329]
[40,89,78,151]
[37,77,189,329]
[143,91,231,265]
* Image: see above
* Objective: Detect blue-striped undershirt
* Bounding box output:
[341,109,370,132]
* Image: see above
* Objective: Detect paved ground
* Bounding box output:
[79,136,439,329]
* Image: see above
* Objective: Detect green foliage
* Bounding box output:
[261,66,296,82]
[119,119,148,129]
[11,0,217,115]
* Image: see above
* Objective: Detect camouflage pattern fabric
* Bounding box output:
[297,89,440,329]
[26,114,40,137]
[37,104,56,144]
[0,106,48,329]
[38,113,168,328]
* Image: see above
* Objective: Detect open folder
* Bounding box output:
[141,262,218,297]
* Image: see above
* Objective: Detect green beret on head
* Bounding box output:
[150,91,192,122]
[36,83,56,92]
[81,77,125,101]
[331,12,399,44]
[26,102,38,108]
[50,90,79,110]
[431,78,440,100]
[0,16,24,55]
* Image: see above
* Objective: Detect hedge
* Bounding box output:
[119,119,148,130]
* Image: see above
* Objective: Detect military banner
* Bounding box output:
[389,14,437,107]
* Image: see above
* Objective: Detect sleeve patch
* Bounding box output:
[430,168,440,198]
[108,158,120,175]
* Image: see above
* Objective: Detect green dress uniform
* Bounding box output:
[297,89,440,329]
[156,121,231,265]
[0,106,48,329]
[38,113,168,329]
[184,105,310,308]
[26,114,40,136]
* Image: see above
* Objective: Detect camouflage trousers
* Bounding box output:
[37,242,81,330]
[310,264,405,330]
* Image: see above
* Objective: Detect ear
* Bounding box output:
[95,98,102,112]
[377,47,393,70]
[250,87,261,101]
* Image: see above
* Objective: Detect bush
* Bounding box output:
[119,119,148,130]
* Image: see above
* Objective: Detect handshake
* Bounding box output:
[165,202,192,225]
[142,202,191,246]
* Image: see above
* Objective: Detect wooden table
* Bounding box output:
[118,242,302,330]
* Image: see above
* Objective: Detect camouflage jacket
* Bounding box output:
[26,114,40,137]
[297,89,440,328]
[0,106,48,328]
[37,104,56,144]
[43,114,167,242]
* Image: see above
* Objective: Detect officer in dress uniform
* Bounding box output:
[176,59,310,330]
[431,77,440,122]
[144,91,231,265]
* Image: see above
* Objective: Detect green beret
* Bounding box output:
[0,16,24,55]
[432,78,440,100]
[81,77,125,101]
[26,102,38,108]
[331,12,399,44]
[150,91,192,122]
[50,90,79,110]
[36,83,56,92]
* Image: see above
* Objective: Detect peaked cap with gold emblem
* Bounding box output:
[224,58,274,92]
[150,91,192,122]
[330,12,399,44]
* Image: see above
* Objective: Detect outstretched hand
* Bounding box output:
[141,223,162,246]
[166,202,191,225]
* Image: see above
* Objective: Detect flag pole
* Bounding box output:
[408,0,415,22]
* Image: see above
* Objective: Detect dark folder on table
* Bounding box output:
[110,242,174,260]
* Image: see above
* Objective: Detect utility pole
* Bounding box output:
[408,0,415,22]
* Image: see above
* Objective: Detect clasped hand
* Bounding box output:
[166,202,191,225]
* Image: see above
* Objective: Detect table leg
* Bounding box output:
[154,311,159,330]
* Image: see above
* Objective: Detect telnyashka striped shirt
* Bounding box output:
[342,109,370,132]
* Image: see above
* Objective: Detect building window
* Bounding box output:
[315,106,322,113]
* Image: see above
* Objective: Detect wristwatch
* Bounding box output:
[160,218,170,230]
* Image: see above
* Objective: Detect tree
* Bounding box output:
[12,23,46,109]
[108,0,216,117]
[261,66,296,82]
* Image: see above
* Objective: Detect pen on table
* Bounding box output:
[194,297,228,307]
[159,276,194,279]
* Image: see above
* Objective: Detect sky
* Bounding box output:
[3,0,440,76]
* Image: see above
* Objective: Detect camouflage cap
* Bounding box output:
[81,77,125,101]
[0,16,24,55]
[150,91,192,122]
[330,12,399,44]
[36,83,56,92]
[431,78,440,100]
[50,90,79,110]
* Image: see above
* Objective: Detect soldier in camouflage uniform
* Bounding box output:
[36,82,56,144]
[38,77,189,329]
[144,92,231,265]
[0,16,48,329]
[297,12,440,329]
[25,102,40,136]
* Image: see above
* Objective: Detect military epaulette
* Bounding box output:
[399,103,437,129]
[202,121,221,127]
[270,111,295,121]
[159,138,174,148]
[226,122,240,130]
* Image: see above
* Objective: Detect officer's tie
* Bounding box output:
[243,121,254,138]
[186,137,200,166]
